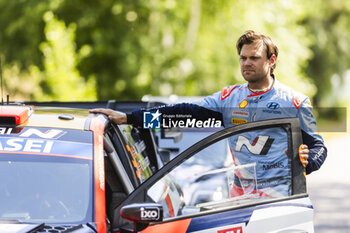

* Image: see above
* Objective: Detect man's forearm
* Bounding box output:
[127,103,224,128]
[302,130,327,174]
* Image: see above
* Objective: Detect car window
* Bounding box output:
[155,127,223,160]
[115,124,155,184]
[146,124,296,219]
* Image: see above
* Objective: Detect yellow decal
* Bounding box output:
[306,100,313,108]
[232,118,248,125]
[239,99,248,109]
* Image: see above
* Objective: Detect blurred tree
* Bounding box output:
[53,0,314,99]
[54,0,193,99]
[0,0,48,100]
[1,63,42,101]
[300,0,350,105]
[37,11,97,100]
[0,0,49,68]
[0,0,349,104]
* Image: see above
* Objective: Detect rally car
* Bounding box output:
[0,101,314,233]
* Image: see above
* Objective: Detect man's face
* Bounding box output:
[239,41,275,85]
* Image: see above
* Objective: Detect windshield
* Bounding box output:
[0,127,93,224]
[0,155,92,223]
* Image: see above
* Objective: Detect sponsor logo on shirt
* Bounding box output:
[235,135,274,155]
[262,162,285,170]
[231,118,248,125]
[232,110,249,117]
[263,102,282,114]
[266,102,280,109]
[239,99,248,109]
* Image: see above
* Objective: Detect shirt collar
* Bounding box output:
[246,75,276,98]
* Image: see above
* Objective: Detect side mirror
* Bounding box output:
[120,203,163,233]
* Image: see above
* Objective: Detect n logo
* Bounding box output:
[235,135,274,155]
[20,129,66,139]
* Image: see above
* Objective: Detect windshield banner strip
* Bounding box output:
[0,150,93,160]
[0,137,93,159]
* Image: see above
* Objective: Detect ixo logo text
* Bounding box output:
[140,208,160,220]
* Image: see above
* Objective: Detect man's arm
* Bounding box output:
[89,103,224,128]
[302,130,327,174]
[127,103,223,128]
[297,98,327,174]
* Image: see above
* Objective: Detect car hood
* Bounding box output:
[0,223,43,233]
[0,223,96,233]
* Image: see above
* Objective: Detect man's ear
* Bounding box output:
[269,54,276,67]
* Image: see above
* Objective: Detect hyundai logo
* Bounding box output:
[266,102,280,109]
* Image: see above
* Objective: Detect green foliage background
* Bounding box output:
[0,0,350,104]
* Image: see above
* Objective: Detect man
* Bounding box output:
[90,30,326,177]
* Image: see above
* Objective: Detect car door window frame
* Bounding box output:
[103,135,135,195]
[106,124,140,187]
[112,118,305,229]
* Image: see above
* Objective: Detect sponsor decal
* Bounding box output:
[312,147,325,161]
[20,128,66,139]
[0,127,14,135]
[257,179,279,189]
[0,136,93,158]
[218,226,243,233]
[97,134,105,190]
[266,102,280,109]
[235,135,274,155]
[239,99,248,109]
[263,102,282,114]
[0,138,54,153]
[231,118,248,125]
[305,100,312,107]
[143,110,161,129]
[232,110,249,117]
[262,109,282,114]
[262,162,284,170]
[140,207,160,221]
[126,144,151,182]
[221,85,238,100]
[135,140,146,153]
[293,96,302,109]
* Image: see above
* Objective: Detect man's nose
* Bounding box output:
[243,59,252,66]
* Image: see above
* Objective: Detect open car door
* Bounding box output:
[113,118,313,233]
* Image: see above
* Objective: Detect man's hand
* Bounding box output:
[299,144,309,167]
[284,144,309,167]
[89,108,127,125]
